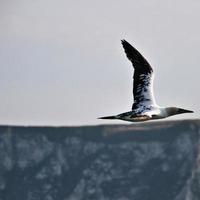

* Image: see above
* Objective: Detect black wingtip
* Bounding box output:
[121,39,126,43]
[98,116,117,120]
[121,39,129,46]
[121,39,135,53]
[120,39,153,73]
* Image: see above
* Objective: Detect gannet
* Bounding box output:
[99,40,193,122]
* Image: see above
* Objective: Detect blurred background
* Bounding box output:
[0,0,199,126]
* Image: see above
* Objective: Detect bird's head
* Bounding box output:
[166,107,193,116]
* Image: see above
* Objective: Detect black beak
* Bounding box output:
[178,108,193,114]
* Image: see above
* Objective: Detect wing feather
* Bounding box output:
[121,40,156,110]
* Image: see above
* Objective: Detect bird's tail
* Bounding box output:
[98,115,117,120]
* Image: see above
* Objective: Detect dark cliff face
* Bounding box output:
[0,120,200,200]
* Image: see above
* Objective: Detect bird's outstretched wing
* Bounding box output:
[121,40,156,110]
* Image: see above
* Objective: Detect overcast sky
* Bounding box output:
[0,0,199,125]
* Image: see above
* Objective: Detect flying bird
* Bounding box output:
[99,40,193,122]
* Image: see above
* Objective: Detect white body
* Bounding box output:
[99,40,193,122]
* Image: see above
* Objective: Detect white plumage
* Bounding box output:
[99,40,193,122]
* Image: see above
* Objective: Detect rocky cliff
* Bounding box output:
[0,120,200,200]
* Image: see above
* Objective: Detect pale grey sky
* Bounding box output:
[0,0,199,125]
